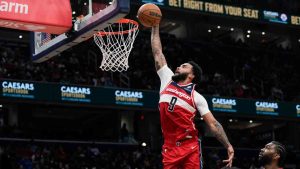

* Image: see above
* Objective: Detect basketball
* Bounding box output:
[137,3,162,27]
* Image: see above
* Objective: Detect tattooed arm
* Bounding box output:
[151,25,167,71]
[203,112,234,167]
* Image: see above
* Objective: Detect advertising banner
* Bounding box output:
[0,79,299,118]
[0,0,72,34]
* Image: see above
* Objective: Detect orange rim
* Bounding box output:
[96,19,139,36]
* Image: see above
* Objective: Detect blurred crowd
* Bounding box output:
[0,31,299,102]
[2,141,298,169]
[0,142,161,169]
[128,32,300,102]
[0,141,266,169]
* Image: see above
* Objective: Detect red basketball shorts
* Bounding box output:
[162,140,202,169]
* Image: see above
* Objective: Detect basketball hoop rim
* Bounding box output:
[96,18,139,36]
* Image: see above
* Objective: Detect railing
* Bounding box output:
[0,137,138,146]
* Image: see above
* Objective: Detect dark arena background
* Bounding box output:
[0,0,300,168]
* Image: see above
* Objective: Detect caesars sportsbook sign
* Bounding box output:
[0,79,152,107]
[60,85,92,103]
[211,97,237,113]
[0,79,299,118]
[1,81,35,99]
[115,90,144,106]
[0,0,72,34]
[255,101,279,116]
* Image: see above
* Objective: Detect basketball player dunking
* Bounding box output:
[151,25,234,169]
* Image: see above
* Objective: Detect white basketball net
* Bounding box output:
[94,19,139,72]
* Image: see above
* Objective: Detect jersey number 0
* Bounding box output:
[168,97,178,112]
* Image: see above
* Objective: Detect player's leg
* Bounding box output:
[181,148,202,169]
[162,147,182,169]
[163,154,182,169]
[163,162,181,169]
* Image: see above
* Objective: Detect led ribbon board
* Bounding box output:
[0,79,299,118]
[138,0,300,26]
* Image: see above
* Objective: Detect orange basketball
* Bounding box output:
[137,3,162,27]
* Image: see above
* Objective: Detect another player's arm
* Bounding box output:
[151,26,167,70]
[203,112,234,167]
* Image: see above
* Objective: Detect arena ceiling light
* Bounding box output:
[246,34,250,38]
[19,35,23,39]
[217,25,221,29]
[141,142,147,147]
[262,32,266,35]
[230,28,234,31]
[72,11,76,15]
[249,120,253,123]
[229,119,233,122]
[208,29,212,33]
[298,39,300,42]
[247,30,251,34]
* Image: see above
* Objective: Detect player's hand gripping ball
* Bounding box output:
[137,3,162,27]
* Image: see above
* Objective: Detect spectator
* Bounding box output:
[120,123,129,143]
[0,30,299,101]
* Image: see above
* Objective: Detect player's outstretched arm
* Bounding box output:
[203,113,234,167]
[151,25,167,71]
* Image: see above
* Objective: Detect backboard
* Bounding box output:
[30,0,130,63]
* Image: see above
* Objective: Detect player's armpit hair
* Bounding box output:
[211,121,231,148]
[155,61,161,70]
[154,53,167,70]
